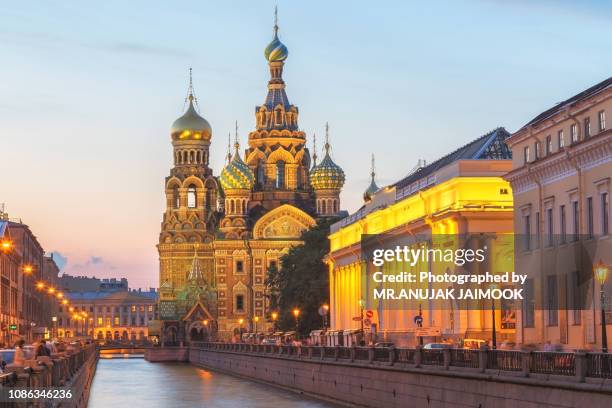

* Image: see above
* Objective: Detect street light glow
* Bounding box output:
[23,264,33,273]
[271,312,278,321]
[292,308,300,318]
[594,260,609,285]
[1,240,12,251]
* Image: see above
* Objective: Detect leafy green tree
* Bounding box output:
[265,217,337,336]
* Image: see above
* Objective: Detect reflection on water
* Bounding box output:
[89,357,336,408]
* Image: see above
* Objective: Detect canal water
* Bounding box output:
[89,356,337,407]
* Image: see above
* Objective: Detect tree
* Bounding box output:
[265,217,337,336]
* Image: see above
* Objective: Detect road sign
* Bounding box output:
[363,318,372,326]
[413,315,423,326]
[365,310,374,319]
[352,316,362,321]
[415,327,441,337]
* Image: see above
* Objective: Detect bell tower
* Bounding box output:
[158,70,218,309]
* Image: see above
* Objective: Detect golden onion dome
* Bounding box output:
[170,95,212,141]
[310,151,345,191]
[219,146,255,191]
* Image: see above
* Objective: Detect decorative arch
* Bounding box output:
[246,148,266,166]
[267,147,295,164]
[252,204,316,239]
[182,176,205,189]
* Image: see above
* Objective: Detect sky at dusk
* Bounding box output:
[1,1,611,289]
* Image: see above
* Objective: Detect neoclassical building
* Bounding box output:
[157,15,346,341]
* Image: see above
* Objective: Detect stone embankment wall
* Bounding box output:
[144,346,188,363]
[188,347,612,408]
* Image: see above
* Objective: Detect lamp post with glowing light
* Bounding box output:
[292,308,300,338]
[594,260,609,353]
[321,304,329,330]
[238,318,244,341]
[271,311,278,332]
[254,316,259,334]
[358,299,366,333]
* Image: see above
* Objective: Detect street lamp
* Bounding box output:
[292,308,300,337]
[358,299,366,333]
[238,318,244,341]
[1,239,12,252]
[51,316,57,339]
[491,283,498,349]
[594,260,609,353]
[271,311,278,332]
[23,264,33,274]
[321,304,329,330]
[254,316,259,334]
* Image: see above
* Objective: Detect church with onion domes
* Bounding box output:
[155,10,346,343]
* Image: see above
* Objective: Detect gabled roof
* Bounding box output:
[393,127,512,190]
[521,77,612,129]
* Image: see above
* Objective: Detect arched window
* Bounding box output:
[275,109,282,125]
[256,160,265,187]
[173,186,180,209]
[275,161,285,189]
[187,185,197,208]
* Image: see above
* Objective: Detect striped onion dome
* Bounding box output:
[264,30,288,62]
[171,95,212,141]
[219,147,254,191]
[310,151,345,191]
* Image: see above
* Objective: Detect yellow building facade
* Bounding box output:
[328,129,515,346]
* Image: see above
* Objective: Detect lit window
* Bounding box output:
[584,117,591,139]
[131,305,136,312]
[275,161,285,189]
[236,294,244,312]
[598,110,606,132]
[140,305,144,312]
[187,185,197,208]
[148,305,153,312]
[114,317,120,326]
[97,317,103,326]
[570,124,578,143]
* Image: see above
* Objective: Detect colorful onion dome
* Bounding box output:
[171,95,212,141]
[264,10,288,62]
[219,145,255,191]
[310,151,345,191]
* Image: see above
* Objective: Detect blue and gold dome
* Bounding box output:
[219,146,255,191]
[310,151,345,191]
[264,32,288,62]
[171,95,212,141]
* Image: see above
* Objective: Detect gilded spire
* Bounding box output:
[312,132,318,167]
[226,132,232,164]
[171,68,212,141]
[364,153,379,201]
[264,7,288,62]
[185,67,198,109]
[234,120,240,154]
[274,5,279,37]
[324,122,331,155]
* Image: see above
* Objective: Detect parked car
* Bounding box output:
[423,343,450,350]
[462,339,486,349]
[374,342,394,348]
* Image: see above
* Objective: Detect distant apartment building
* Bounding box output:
[0,212,59,343]
[59,274,128,292]
[504,77,612,350]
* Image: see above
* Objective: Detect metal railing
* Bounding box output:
[487,350,522,371]
[529,352,575,376]
[587,353,612,378]
[189,342,612,382]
